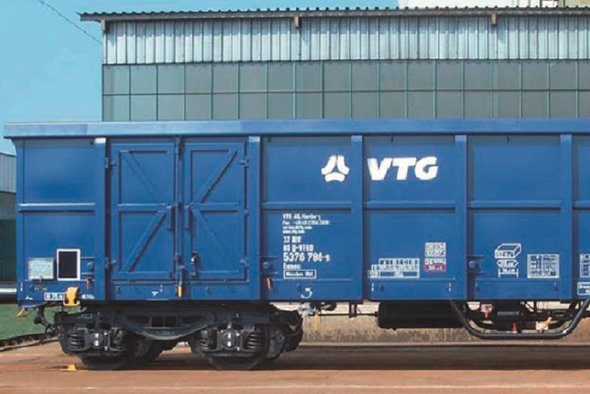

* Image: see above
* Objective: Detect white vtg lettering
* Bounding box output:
[367,156,439,181]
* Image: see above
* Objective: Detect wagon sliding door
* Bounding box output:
[109,142,176,298]
[183,141,250,299]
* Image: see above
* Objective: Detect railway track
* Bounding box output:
[0,332,56,352]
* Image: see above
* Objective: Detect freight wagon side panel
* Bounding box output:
[261,134,466,301]
[364,135,466,300]
[261,136,363,301]
[575,136,590,299]
[468,135,571,300]
[16,138,106,303]
[11,120,590,306]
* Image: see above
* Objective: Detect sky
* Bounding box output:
[0,0,394,154]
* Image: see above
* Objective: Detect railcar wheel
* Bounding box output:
[207,354,266,370]
[134,339,164,363]
[57,332,74,355]
[259,353,281,368]
[79,354,133,371]
[285,329,303,352]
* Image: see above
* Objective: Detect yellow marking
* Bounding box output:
[63,287,80,307]
[177,284,183,298]
[16,308,29,318]
[62,364,78,372]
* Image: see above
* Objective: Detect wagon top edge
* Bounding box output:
[5,118,590,139]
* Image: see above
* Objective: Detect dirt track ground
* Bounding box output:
[2,342,590,393]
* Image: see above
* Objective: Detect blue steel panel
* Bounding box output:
[183,141,247,282]
[13,119,590,305]
[351,135,364,301]
[365,136,455,204]
[468,135,566,300]
[247,137,262,300]
[109,142,176,289]
[455,135,468,301]
[109,137,255,301]
[22,212,96,290]
[16,139,105,305]
[469,136,561,203]
[93,140,107,301]
[262,137,353,204]
[22,140,98,203]
[15,141,24,303]
[364,136,464,300]
[574,136,590,298]
[469,211,563,300]
[10,119,590,138]
[366,210,461,300]
[575,212,590,297]
[262,136,362,301]
[574,137,590,202]
[560,135,573,301]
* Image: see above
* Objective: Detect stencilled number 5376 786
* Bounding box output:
[43,292,64,301]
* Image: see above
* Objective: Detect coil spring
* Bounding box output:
[244,331,263,351]
[198,330,215,351]
[68,331,84,351]
[199,337,212,351]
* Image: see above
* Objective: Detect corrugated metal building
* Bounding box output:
[400,0,559,7]
[0,153,15,283]
[0,154,15,196]
[83,7,590,122]
[401,1,590,6]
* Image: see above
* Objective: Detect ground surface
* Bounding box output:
[2,342,590,393]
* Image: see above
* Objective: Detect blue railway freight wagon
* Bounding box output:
[6,118,590,370]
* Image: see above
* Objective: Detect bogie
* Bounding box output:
[53,304,303,371]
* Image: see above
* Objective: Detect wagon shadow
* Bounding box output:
[137,344,590,371]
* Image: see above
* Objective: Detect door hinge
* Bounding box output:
[175,137,184,155]
[239,158,249,167]
[106,158,118,169]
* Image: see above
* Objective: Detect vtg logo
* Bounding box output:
[367,156,439,181]
[321,155,439,182]
[321,155,350,182]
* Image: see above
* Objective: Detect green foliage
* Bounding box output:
[0,304,45,340]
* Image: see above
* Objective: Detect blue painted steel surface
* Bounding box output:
[8,118,590,305]
[10,119,590,138]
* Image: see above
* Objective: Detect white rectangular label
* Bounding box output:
[28,258,54,281]
[369,258,420,279]
[43,292,64,301]
[527,254,559,279]
[425,242,446,258]
[283,269,317,280]
[580,254,590,278]
[578,282,590,296]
